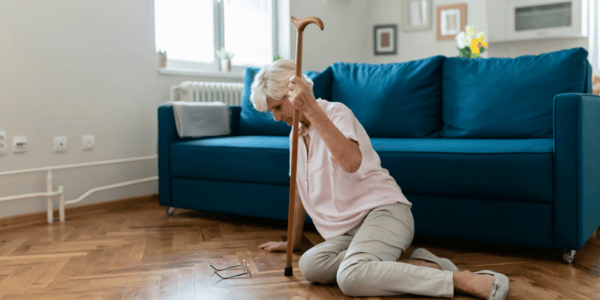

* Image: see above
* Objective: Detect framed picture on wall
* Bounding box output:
[436,3,466,40]
[403,0,432,32]
[374,24,397,55]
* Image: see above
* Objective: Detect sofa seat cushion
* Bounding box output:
[374,138,554,203]
[171,136,290,186]
[171,136,554,203]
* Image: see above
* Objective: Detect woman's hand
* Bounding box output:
[258,241,287,252]
[288,75,317,115]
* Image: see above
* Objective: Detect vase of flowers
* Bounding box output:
[456,25,488,59]
[216,48,235,73]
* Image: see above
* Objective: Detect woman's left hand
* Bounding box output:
[288,75,317,115]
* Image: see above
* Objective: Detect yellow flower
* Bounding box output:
[469,38,488,54]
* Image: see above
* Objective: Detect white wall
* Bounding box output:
[292,0,590,67]
[485,38,590,58]
[289,0,370,71]
[366,0,484,63]
[0,0,240,219]
[364,0,589,63]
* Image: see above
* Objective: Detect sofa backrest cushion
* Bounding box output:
[441,47,590,139]
[330,56,445,138]
[585,61,593,93]
[238,66,333,136]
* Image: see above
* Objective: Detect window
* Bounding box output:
[154,0,277,73]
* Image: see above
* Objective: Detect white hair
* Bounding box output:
[250,59,314,112]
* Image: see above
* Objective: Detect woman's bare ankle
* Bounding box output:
[453,271,474,295]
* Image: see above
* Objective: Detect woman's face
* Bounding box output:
[267,96,294,126]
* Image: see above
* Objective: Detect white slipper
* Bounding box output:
[409,248,459,272]
[474,270,511,300]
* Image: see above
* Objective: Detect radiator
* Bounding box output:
[170,81,245,106]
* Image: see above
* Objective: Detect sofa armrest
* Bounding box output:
[157,104,241,207]
[554,93,600,250]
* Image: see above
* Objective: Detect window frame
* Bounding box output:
[159,0,279,74]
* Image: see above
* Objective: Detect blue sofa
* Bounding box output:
[158,47,600,263]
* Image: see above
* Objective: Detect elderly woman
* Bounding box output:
[253,59,510,300]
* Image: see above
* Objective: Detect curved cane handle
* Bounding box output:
[290,16,324,77]
[291,16,324,32]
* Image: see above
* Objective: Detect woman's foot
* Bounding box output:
[453,271,495,299]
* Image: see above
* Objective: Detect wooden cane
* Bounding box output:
[285,16,324,277]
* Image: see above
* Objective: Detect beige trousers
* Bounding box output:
[298,202,454,298]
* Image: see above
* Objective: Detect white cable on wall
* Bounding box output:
[0,154,158,224]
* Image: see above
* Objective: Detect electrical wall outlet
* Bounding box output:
[54,136,68,152]
[13,136,27,153]
[0,131,7,155]
[82,135,95,150]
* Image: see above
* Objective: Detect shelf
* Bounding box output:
[159,68,244,80]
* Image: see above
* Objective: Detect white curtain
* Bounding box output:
[589,0,600,76]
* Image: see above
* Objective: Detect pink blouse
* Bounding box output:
[289,99,412,240]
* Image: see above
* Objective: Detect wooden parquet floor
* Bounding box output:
[0,196,599,300]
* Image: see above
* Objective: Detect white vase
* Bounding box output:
[157,52,167,68]
[220,59,231,73]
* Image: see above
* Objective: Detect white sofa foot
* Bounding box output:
[166,206,176,216]
[563,249,576,263]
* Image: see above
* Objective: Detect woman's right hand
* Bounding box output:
[259,241,287,252]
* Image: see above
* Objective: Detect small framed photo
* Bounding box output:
[437,3,466,40]
[374,24,397,55]
[403,0,432,32]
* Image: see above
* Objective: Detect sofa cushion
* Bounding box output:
[171,136,290,186]
[171,178,315,224]
[171,136,553,203]
[375,138,554,202]
[330,56,445,138]
[238,66,333,136]
[441,47,589,138]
